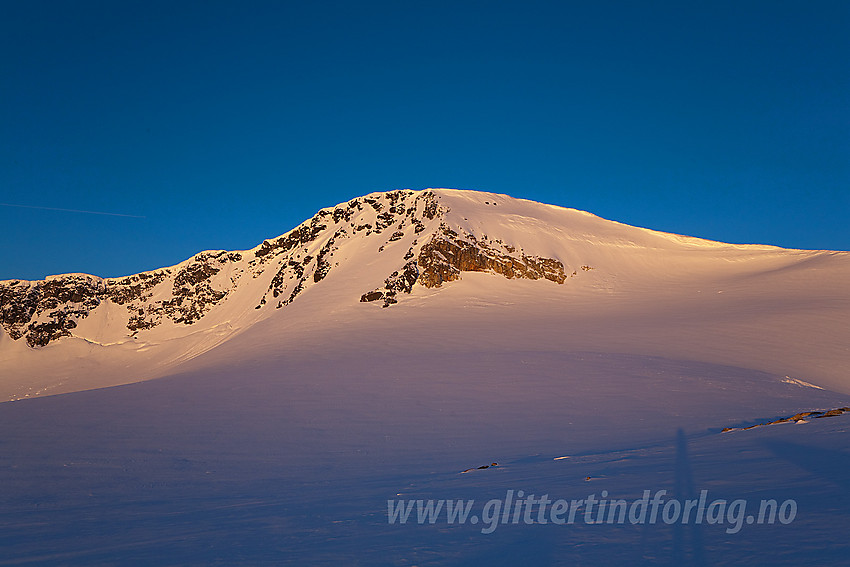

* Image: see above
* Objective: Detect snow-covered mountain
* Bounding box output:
[2,189,850,564]
[2,188,848,400]
[0,189,568,350]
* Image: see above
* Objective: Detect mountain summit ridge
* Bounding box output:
[0,189,578,349]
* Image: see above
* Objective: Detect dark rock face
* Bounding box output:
[375,212,395,232]
[0,282,44,341]
[122,251,237,329]
[255,220,327,260]
[361,223,568,307]
[0,250,239,346]
[360,261,419,307]
[0,275,104,347]
[107,271,170,305]
[417,225,566,288]
[360,291,384,303]
[313,229,346,284]
[27,318,77,347]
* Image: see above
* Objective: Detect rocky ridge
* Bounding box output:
[0,190,581,348]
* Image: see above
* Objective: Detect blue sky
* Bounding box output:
[2,1,848,280]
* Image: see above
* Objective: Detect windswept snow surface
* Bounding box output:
[1,189,848,564]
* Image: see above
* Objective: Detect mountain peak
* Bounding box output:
[0,190,575,350]
[2,188,847,401]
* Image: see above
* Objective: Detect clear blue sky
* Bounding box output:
[2,1,848,280]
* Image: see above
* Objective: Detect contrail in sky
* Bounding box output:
[0,203,146,218]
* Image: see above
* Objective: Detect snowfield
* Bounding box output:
[0,189,848,564]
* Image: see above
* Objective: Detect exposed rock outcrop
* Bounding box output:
[417,224,566,288]
[0,275,104,347]
[360,261,419,307]
[721,406,850,432]
[361,223,570,306]
[0,251,238,345]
